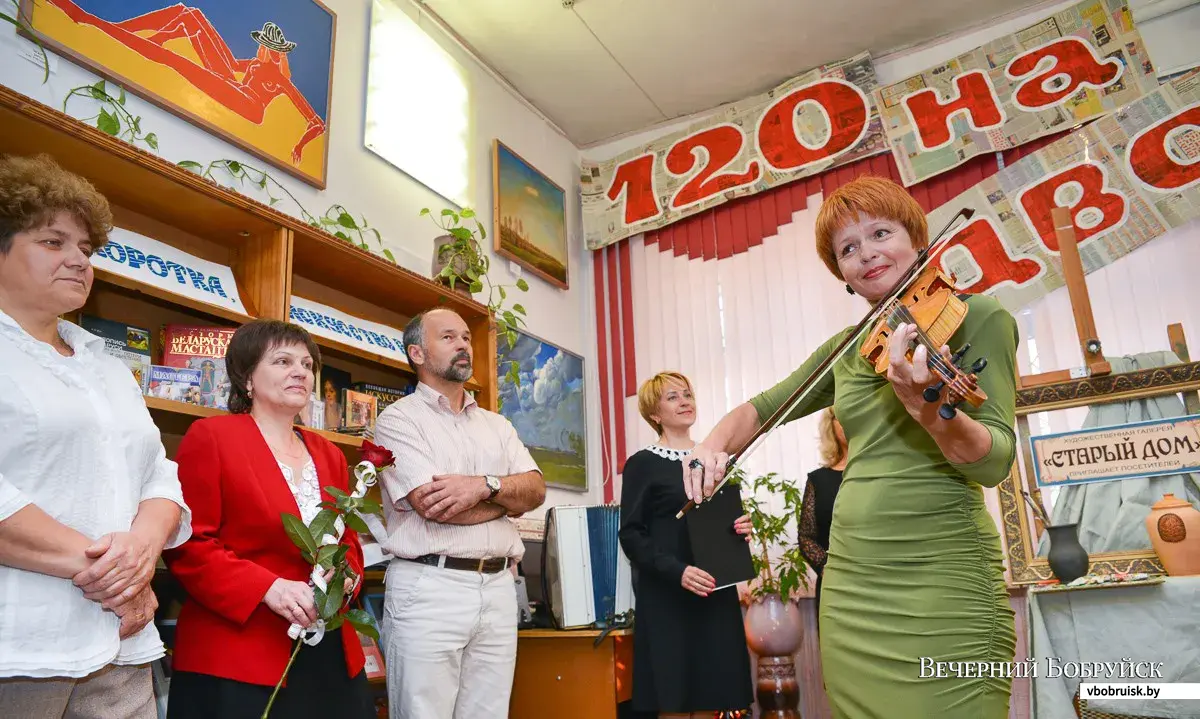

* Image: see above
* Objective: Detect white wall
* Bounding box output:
[0,0,602,516]
[582,0,1190,159]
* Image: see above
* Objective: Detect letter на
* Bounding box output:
[1005,37,1122,111]
[756,79,870,172]
[931,216,1044,294]
[902,70,1005,152]
[1016,162,1128,252]
[1127,102,1200,193]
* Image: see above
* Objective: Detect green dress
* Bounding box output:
[749,294,1018,719]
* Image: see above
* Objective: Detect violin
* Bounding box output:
[859,263,988,420]
[677,207,984,519]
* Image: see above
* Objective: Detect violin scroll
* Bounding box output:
[924,344,989,419]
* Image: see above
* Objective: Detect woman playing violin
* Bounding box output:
[684,176,1018,718]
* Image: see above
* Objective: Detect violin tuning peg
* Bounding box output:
[972,357,988,373]
[950,343,971,365]
[938,401,961,420]
[923,381,945,403]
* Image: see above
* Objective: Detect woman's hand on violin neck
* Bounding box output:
[886,322,951,424]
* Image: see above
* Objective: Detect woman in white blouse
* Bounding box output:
[0,153,192,716]
[163,320,372,719]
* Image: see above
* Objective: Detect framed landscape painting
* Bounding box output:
[497,329,586,492]
[492,139,569,289]
[22,0,336,188]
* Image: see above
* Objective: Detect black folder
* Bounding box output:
[683,482,756,590]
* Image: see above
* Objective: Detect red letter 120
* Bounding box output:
[756,78,869,172]
[605,153,661,227]
[1016,162,1128,252]
[666,124,761,211]
[1126,101,1200,193]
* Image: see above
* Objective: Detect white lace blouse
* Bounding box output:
[0,310,192,679]
[277,453,321,525]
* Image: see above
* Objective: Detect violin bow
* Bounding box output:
[676,206,976,519]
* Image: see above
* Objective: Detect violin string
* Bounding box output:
[890,304,959,380]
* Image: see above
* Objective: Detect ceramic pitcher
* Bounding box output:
[1145,493,1200,576]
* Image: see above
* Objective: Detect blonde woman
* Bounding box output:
[798,408,848,618]
[618,371,752,718]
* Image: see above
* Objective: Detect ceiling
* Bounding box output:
[417,0,1049,148]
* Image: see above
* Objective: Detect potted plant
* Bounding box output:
[733,469,809,719]
[422,207,488,298]
[420,206,531,398]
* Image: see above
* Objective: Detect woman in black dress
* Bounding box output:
[619,371,754,718]
[797,408,847,620]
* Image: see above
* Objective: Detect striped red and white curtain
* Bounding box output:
[591,132,1072,508]
[625,193,863,497]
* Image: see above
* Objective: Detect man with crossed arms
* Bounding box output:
[374,307,545,718]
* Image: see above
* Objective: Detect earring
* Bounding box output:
[247,386,253,398]
[845,284,855,295]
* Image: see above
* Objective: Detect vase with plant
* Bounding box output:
[731,469,809,719]
[420,206,530,398]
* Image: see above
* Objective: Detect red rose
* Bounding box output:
[360,440,395,469]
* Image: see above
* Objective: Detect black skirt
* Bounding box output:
[165,635,374,719]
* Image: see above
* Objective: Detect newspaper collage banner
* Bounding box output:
[926,70,1200,314]
[580,0,1166,250]
[875,0,1159,187]
[581,53,888,250]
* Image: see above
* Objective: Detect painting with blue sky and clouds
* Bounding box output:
[497,329,586,491]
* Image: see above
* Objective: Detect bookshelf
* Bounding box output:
[0,84,499,464]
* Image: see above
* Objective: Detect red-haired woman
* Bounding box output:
[684,176,1019,718]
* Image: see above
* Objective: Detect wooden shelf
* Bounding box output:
[291,226,487,324]
[95,269,254,326]
[312,333,483,393]
[0,82,499,428]
[144,396,364,452]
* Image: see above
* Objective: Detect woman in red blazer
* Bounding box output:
[163,319,373,719]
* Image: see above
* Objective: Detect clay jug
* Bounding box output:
[1045,523,1090,584]
[1145,493,1200,576]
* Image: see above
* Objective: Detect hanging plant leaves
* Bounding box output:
[97,108,120,136]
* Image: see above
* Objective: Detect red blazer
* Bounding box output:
[163,414,366,687]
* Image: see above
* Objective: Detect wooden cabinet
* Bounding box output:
[510,629,633,719]
[0,83,498,463]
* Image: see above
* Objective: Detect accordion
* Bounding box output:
[541,505,634,630]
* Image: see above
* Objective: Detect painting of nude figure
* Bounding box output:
[23,0,336,188]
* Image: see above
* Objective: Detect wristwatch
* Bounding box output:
[485,474,502,501]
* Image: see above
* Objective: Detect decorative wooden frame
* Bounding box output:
[20,0,337,189]
[492,139,569,289]
[999,359,1200,584]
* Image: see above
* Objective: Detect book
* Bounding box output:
[146,365,202,404]
[319,365,352,430]
[160,325,234,410]
[79,315,152,392]
[350,381,413,413]
[343,389,379,431]
[358,632,386,681]
[684,482,756,590]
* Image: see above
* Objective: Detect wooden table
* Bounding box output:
[510,628,633,719]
